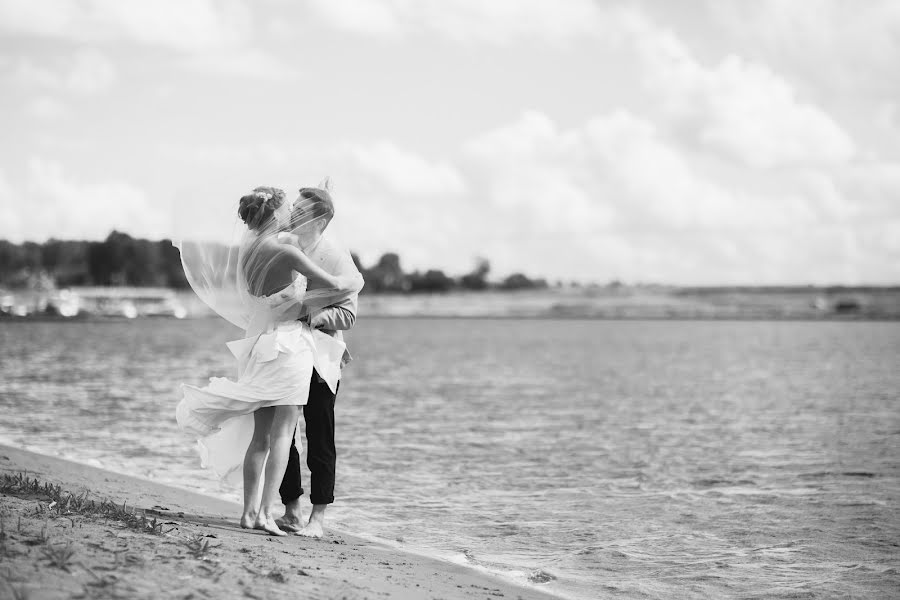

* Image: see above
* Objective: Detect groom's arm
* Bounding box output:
[308,248,361,332]
[309,295,357,331]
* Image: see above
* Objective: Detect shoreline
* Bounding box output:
[0,444,564,600]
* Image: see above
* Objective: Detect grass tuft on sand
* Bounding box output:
[0,472,233,599]
[2,472,174,537]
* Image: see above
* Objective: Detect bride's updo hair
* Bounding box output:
[238,186,286,231]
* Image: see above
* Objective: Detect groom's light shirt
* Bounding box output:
[303,234,361,373]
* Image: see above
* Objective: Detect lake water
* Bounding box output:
[1,318,898,599]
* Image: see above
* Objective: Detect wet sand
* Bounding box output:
[0,445,560,600]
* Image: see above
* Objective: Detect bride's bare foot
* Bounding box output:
[241,511,278,533]
[239,512,258,529]
[261,515,287,537]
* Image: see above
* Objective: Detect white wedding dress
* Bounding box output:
[176,273,347,486]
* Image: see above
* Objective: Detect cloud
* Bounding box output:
[335,141,466,196]
[708,0,900,98]
[306,141,470,271]
[460,110,896,283]
[304,0,401,37]
[0,159,167,243]
[157,139,466,197]
[183,48,300,80]
[465,109,787,234]
[0,0,296,80]
[0,0,252,52]
[66,48,116,93]
[305,0,610,43]
[25,96,71,120]
[837,162,900,226]
[626,16,856,168]
[0,171,23,236]
[463,111,612,235]
[299,2,860,171]
[5,48,116,95]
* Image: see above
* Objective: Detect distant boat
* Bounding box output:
[51,289,80,317]
[833,297,862,314]
[0,292,37,317]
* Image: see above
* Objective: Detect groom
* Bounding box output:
[277,186,362,537]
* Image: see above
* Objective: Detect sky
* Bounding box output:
[0,0,898,285]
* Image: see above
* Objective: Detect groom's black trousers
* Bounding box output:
[279,369,338,506]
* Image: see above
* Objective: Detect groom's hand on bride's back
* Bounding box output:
[307,305,355,332]
[300,311,330,332]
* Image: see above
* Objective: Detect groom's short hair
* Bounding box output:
[292,187,334,226]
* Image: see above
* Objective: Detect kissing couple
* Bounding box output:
[175,183,364,537]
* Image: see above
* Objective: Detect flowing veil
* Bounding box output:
[175,184,362,337]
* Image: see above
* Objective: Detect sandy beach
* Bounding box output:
[0,445,561,600]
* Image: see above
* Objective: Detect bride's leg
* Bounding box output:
[241,408,274,529]
[258,405,300,536]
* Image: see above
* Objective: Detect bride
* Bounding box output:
[175,186,362,536]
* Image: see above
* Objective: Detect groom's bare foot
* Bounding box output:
[297,520,323,538]
[275,499,305,532]
[297,504,326,538]
[275,516,304,533]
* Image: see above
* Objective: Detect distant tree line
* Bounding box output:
[355,253,546,293]
[0,232,187,289]
[0,232,549,293]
